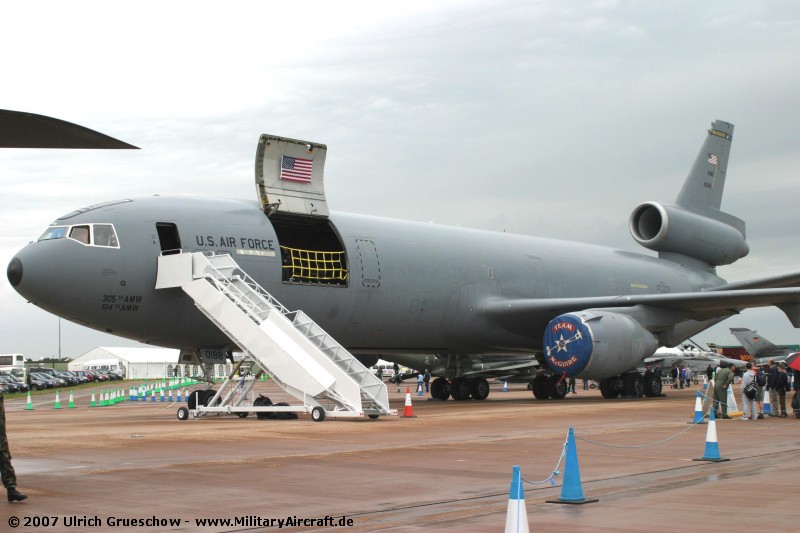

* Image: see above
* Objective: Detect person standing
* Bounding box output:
[766,359,779,416]
[755,364,767,419]
[0,390,27,502]
[740,362,757,421]
[423,369,431,392]
[713,362,735,419]
[416,371,424,394]
[775,362,790,417]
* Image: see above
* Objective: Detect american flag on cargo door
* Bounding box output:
[280,155,313,183]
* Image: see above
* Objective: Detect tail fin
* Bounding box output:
[676,120,746,237]
[730,328,779,356]
[629,120,749,268]
[675,120,734,213]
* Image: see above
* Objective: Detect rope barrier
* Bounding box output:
[520,430,568,487]
[575,389,722,449]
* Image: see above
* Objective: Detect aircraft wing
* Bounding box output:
[483,286,800,327]
[0,109,139,149]
[710,271,800,290]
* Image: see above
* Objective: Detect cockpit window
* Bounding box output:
[93,224,119,247]
[69,225,90,244]
[38,226,68,241]
[37,223,120,248]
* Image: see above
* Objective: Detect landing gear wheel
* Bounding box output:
[624,373,644,398]
[643,371,662,397]
[187,389,208,410]
[531,375,549,399]
[430,377,451,401]
[311,406,326,422]
[202,389,218,407]
[599,377,620,399]
[450,378,471,401]
[547,375,568,399]
[253,395,273,420]
[469,377,490,400]
[368,414,380,420]
[177,407,189,421]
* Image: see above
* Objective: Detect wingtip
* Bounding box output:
[0,109,139,149]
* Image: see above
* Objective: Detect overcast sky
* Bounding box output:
[2,1,800,358]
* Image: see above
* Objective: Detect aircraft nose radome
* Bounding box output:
[7,256,22,287]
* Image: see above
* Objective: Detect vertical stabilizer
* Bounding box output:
[729,328,779,356]
[675,120,734,214]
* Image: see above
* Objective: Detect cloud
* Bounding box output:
[3,1,800,356]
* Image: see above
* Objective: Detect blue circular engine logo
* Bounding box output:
[543,314,593,376]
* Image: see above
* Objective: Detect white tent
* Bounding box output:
[69,347,177,379]
[69,347,236,380]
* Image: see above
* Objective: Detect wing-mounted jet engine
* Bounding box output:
[540,310,660,399]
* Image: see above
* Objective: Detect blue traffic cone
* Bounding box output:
[693,410,729,462]
[503,465,529,533]
[763,390,772,415]
[547,427,598,504]
[689,391,707,424]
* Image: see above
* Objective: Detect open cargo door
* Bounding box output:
[256,134,329,217]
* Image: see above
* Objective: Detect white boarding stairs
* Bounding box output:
[156,252,393,418]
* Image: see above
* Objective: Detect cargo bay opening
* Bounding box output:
[270,213,348,287]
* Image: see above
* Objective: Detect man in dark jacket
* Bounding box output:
[767,359,780,417]
[775,362,790,417]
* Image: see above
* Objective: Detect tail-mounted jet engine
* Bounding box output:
[629,202,749,266]
[542,310,658,379]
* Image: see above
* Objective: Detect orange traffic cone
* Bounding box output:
[402,387,417,418]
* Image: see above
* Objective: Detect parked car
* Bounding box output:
[29,368,66,386]
[95,369,122,381]
[0,375,28,393]
[28,370,64,388]
[72,370,95,382]
[65,371,90,384]
[56,371,79,386]
[27,374,51,390]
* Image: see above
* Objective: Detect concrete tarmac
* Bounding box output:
[1,382,797,532]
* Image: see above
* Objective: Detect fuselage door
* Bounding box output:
[356,239,381,288]
[255,134,329,217]
[156,222,181,255]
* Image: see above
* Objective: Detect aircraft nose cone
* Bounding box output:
[7,256,22,287]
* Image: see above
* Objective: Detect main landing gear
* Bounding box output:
[598,370,662,399]
[530,374,568,400]
[429,376,491,401]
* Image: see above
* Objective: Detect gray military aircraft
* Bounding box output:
[729,327,795,364]
[7,112,800,404]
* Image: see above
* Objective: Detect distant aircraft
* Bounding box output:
[729,327,795,364]
[7,112,800,405]
[643,346,746,378]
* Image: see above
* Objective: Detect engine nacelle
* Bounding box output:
[629,202,749,266]
[543,310,658,378]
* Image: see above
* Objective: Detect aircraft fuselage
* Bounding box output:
[8,195,725,356]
